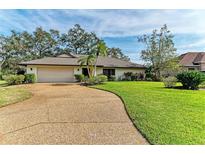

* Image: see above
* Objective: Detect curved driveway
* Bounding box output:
[0,83,147,144]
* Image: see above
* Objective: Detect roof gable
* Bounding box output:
[179,52,205,66]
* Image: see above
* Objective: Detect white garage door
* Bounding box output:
[37,67,74,83]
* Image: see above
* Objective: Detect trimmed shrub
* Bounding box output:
[123,72,133,81]
[176,71,205,90]
[3,75,25,85]
[123,72,145,81]
[97,75,108,83]
[138,73,145,80]
[162,76,177,88]
[84,75,108,85]
[24,74,36,83]
[84,77,98,85]
[131,73,138,81]
[74,74,85,82]
[108,75,116,81]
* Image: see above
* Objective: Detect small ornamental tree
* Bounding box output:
[176,71,205,90]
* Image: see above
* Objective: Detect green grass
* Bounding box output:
[0,80,7,86]
[93,81,205,144]
[0,81,32,107]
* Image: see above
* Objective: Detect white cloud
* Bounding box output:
[1,10,205,37]
[178,38,205,49]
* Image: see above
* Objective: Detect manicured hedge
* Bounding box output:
[24,74,36,83]
[176,71,205,90]
[84,75,108,85]
[74,74,85,82]
[3,75,25,85]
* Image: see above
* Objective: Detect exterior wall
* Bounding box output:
[182,66,200,71]
[200,63,205,71]
[26,65,75,82]
[73,67,144,79]
[114,68,145,79]
[96,67,103,75]
[26,65,145,82]
[74,66,103,75]
[26,65,37,76]
[74,66,82,75]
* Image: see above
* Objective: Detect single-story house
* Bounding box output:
[179,52,205,71]
[20,53,146,83]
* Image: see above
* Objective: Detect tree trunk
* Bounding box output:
[94,57,98,77]
[87,66,91,78]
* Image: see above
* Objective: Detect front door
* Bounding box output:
[82,68,89,76]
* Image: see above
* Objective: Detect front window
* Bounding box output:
[103,69,115,78]
[188,68,195,71]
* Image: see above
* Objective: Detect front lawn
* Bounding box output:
[0,84,32,107]
[0,80,7,86]
[93,81,205,144]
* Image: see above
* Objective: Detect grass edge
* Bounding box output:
[89,86,152,145]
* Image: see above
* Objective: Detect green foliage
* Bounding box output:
[0,24,128,74]
[0,86,31,107]
[162,76,177,88]
[107,47,130,61]
[3,74,25,85]
[139,24,177,81]
[93,40,108,76]
[176,71,205,90]
[61,24,92,54]
[24,74,36,83]
[108,75,116,81]
[74,74,85,82]
[145,66,154,80]
[123,72,133,81]
[97,75,108,83]
[123,72,144,81]
[84,75,107,85]
[94,81,205,144]
[78,55,95,78]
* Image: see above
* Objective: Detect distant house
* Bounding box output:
[179,52,205,72]
[20,53,146,83]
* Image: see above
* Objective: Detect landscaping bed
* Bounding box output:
[93,81,205,144]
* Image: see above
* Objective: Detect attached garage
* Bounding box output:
[20,54,146,83]
[37,66,74,83]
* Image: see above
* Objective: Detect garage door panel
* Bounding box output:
[37,67,74,82]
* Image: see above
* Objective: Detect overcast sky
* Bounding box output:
[0,9,204,63]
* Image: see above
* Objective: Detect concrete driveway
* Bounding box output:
[0,83,147,144]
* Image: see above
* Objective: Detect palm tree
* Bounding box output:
[78,54,95,78]
[93,40,107,76]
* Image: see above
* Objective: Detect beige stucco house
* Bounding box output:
[179,52,205,71]
[20,54,146,83]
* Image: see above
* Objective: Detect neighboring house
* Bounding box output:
[20,53,146,83]
[179,52,205,71]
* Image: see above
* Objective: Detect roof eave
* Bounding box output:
[19,63,146,69]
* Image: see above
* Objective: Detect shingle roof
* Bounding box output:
[20,54,145,68]
[179,52,205,66]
